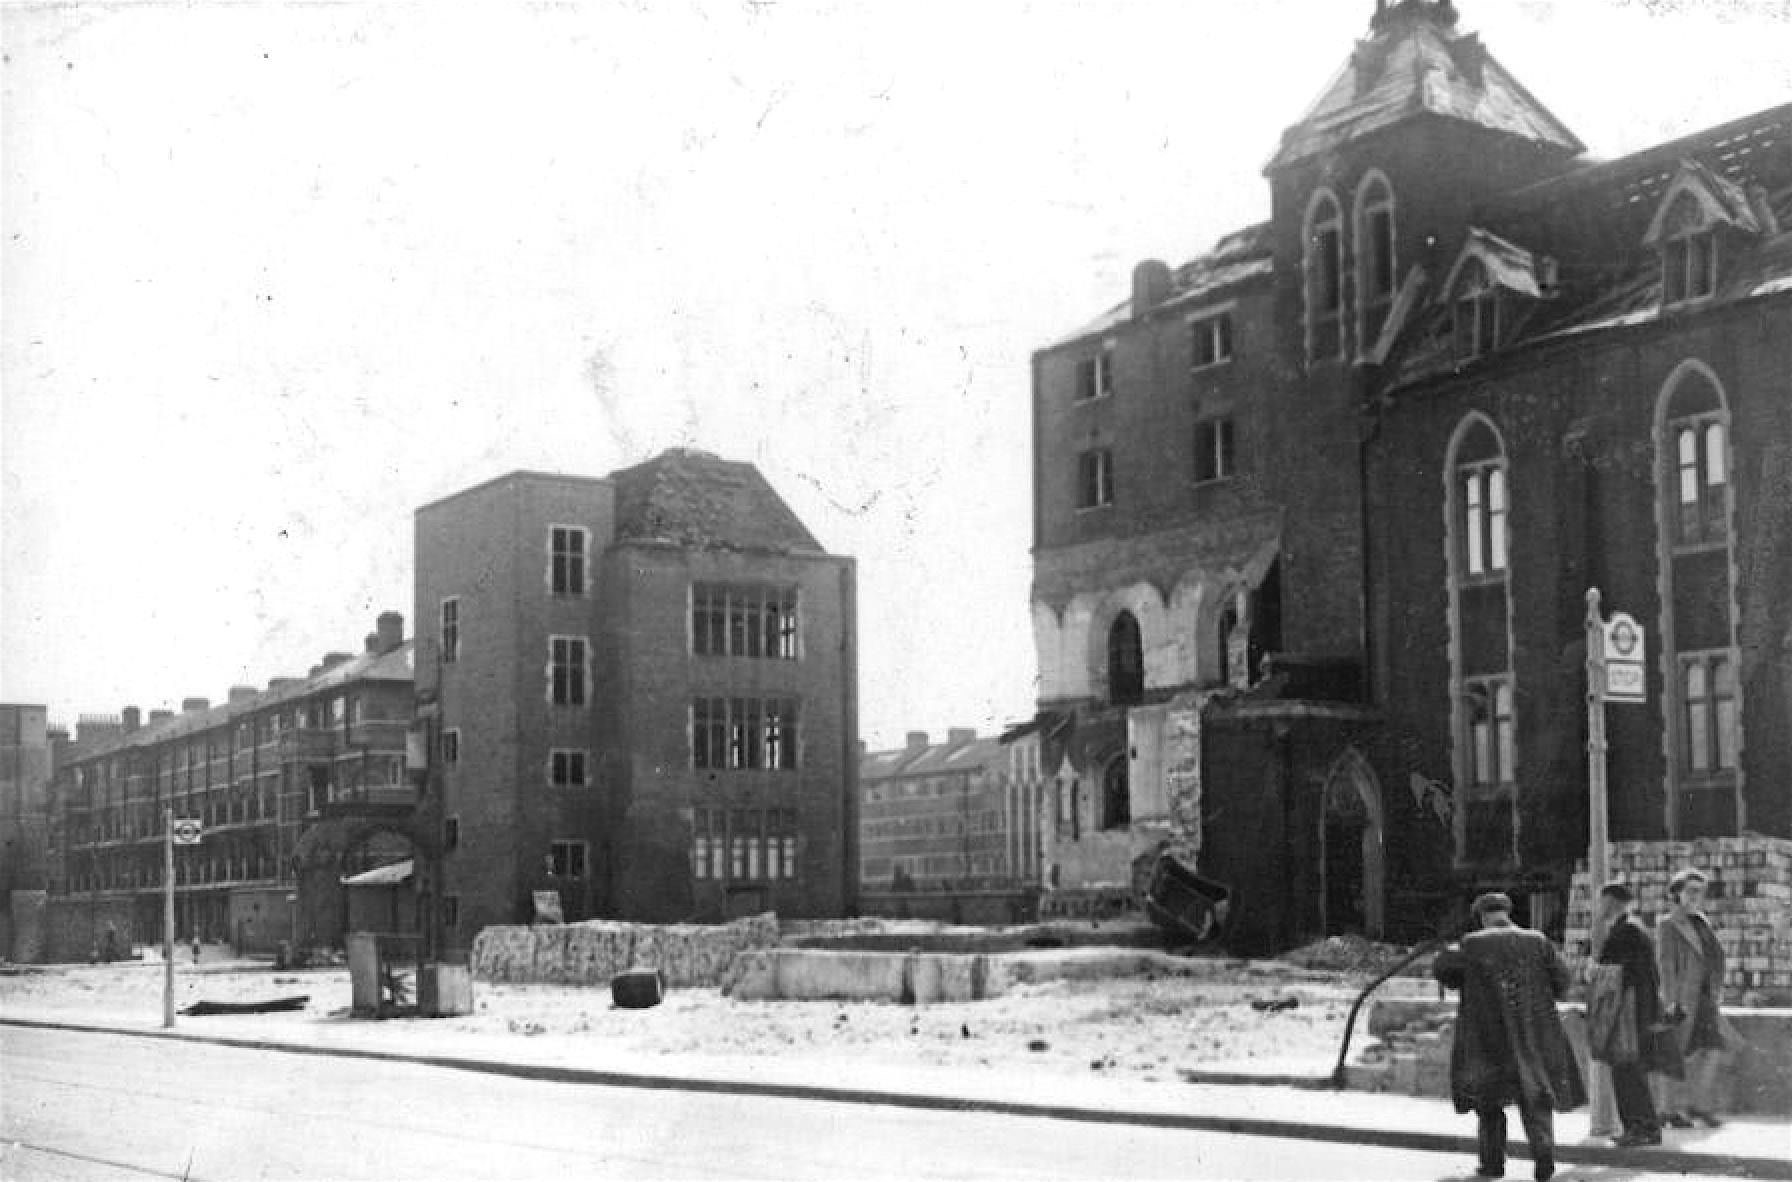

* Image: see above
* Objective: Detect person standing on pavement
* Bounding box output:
[1655,868,1733,1128]
[1593,881,1663,1146]
[1434,892,1584,1182]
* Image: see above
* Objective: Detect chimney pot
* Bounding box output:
[1131,259,1173,316]
[366,633,381,653]
[906,731,930,752]
[376,611,404,652]
[121,706,141,733]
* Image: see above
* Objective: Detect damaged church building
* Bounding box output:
[1026,0,1792,953]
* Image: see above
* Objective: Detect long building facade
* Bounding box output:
[415,449,858,944]
[1031,0,1791,948]
[858,728,1046,924]
[40,616,416,960]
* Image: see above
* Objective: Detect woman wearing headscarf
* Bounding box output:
[1655,868,1733,1127]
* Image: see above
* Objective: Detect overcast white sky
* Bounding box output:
[3,0,1789,748]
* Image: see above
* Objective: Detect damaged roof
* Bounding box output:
[1269,0,1582,172]
[1047,222,1275,350]
[1384,105,1792,389]
[608,448,824,555]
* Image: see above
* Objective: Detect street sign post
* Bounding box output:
[1584,589,1646,1136]
[164,815,202,1029]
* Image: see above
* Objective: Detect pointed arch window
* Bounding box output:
[1654,363,1742,828]
[1107,611,1144,705]
[1304,190,1345,363]
[1355,172,1397,349]
[1454,422,1508,580]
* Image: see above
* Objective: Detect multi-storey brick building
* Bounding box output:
[42,614,415,960]
[415,449,858,943]
[858,728,1045,924]
[2,704,52,960]
[1030,0,1791,949]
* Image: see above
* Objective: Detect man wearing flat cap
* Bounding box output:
[1434,892,1584,1181]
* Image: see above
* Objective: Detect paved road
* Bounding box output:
[0,1027,1749,1181]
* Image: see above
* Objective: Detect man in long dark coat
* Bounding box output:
[1594,880,1663,1145]
[1434,892,1585,1181]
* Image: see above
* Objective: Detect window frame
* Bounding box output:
[1660,194,1719,308]
[1678,648,1739,779]
[1355,171,1397,351]
[547,634,589,707]
[440,728,460,767]
[1304,189,1346,364]
[548,839,588,880]
[691,697,800,771]
[1073,346,1115,403]
[690,583,800,660]
[1193,417,1236,485]
[548,525,589,598]
[1075,447,1114,510]
[1462,674,1516,791]
[1188,308,1234,371]
[549,747,589,788]
[439,597,460,665]
[1667,411,1729,551]
[1452,260,1501,361]
[1457,458,1509,580]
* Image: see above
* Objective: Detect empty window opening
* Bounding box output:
[1108,611,1144,705]
[1191,312,1234,369]
[1194,418,1235,483]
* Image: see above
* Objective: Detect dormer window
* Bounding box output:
[1661,195,1718,306]
[1304,190,1345,363]
[1645,161,1766,311]
[1452,260,1500,360]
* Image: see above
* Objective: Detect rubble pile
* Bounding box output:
[1279,933,1420,976]
[470,912,778,987]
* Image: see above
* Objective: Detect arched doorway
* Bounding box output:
[1108,612,1144,704]
[1318,749,1386,938]
[289,817,431,952]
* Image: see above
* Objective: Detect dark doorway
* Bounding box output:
[1101,755,1130,830]
[1108,612,1144,704]
[1248,560,1282,684]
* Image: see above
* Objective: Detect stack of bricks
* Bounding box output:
[1564,835,1792,1004]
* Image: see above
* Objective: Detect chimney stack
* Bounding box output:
[1131,259,1173,316]
[906,731,930,752]
[376,611,404,653]
[149,709,174,725]
[320,652,353,671]
[947,727,977,746]
[227,685,257,705]
[121,706,141,733]
[366,633,381,654]
[182,697,210,714]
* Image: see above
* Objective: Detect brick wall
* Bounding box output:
[415,472,615,944]
[1565,836,1792,1003]
[600,544,857,923]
